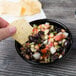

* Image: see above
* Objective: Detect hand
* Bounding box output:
[0,17,16,40]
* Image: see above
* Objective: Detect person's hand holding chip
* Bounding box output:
[0,17,16,40]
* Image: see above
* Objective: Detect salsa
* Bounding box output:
[20,22,70,63]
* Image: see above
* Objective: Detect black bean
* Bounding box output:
[37,50,42,54]
[34,34,38,38]
[58,44,62,46]
[51,55,58,61]
[33,39,37,43]
[26,41,30,43]
[48,30,53,35]
[29,36,34,42]
[32,52,34,54]
[34,38,43,44]
[54,26,57,30]
[34,34,40,39]
[30,53,33,59]
[26,48,32,55]
[38,31,44,36]
[40,44,45,49]
[57,47,63,54]
[39,39,43,43]
[36,60,40,63]
[64,40,69,47]
[56,28,61,33]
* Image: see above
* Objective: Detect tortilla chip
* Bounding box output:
[10,19,33,45]
[0,0,42,16]
[0,1,21,16]
[20,0,42,16]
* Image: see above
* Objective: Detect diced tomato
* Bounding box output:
[49,42,54,47]
[55,35,62,41]
[35,45,39,50]
[39,25,42,27]
[41,28,45,31]
[42,54,48,58]
[26,43,30,46]
[48,34,54,38]
[45,45,49,49]
[62,34,66,38]
[32,28,35,32]
[54,34,65,41]
[38,44,41,47]
[41,49,47,53]
[39,25,43,29]
[48,38,50,42]
[48,35,51,39]
[33,28,38,32]
[32,28,38,34]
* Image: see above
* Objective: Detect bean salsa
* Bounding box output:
[20,22,70,63]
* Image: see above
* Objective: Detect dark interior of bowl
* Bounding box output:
[15,19,72,64]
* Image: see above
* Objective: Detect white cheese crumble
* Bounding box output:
[50,46,56,54]
[59,55,62,59]
[33,52,40,59]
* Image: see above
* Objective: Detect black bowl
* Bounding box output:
[15,19,72,64]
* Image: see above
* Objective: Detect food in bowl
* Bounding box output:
[20,22,70,63]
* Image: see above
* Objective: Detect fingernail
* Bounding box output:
[9,26,16,34]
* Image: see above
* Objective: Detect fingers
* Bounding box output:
[0,17,9,28]
[0,26,16,40]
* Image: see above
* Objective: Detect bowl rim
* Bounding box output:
[15,19,73,65]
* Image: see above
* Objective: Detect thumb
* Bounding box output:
[0,26,16,40]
